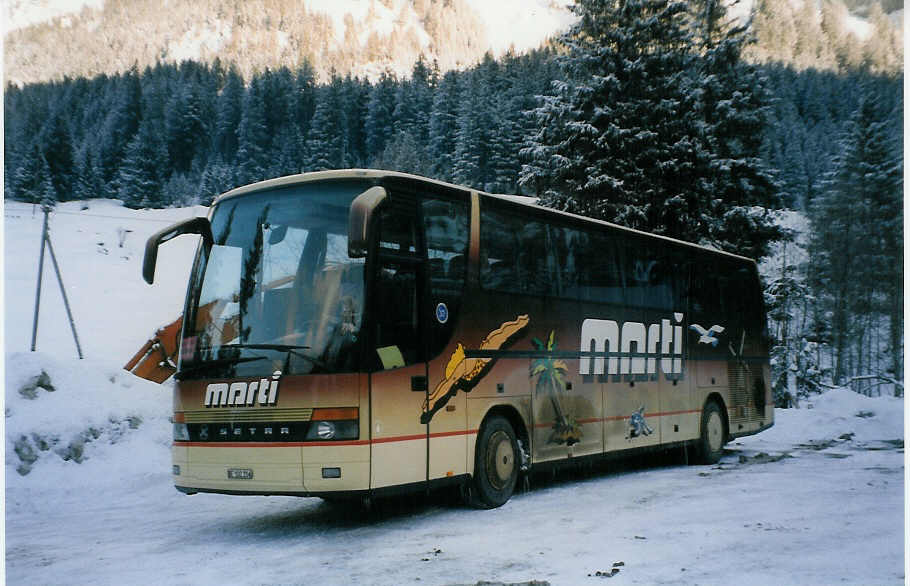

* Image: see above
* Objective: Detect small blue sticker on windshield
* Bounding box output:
[435,303,449,324]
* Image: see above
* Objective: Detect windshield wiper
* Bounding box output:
[175,355,268,380]
[218,343,327,372]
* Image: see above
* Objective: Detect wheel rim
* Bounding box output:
[485,430,515,491]
[707,410,723,453]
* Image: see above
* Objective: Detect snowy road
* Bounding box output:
[5,387,904,586]
[4,201,905,585]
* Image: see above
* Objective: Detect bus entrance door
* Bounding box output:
[368,259,429,491]
[368,195,430,493]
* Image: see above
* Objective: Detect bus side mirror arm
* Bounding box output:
[348,186,388,258]
[143,217,214,284]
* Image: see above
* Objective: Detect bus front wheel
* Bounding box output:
[472,415,519,508]
[695,401,726,464]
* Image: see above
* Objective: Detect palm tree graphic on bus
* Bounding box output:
[530,331,582,446]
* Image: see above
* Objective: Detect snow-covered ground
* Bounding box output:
[4,200,906,585]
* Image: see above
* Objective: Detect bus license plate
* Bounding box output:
[227,468,253,480]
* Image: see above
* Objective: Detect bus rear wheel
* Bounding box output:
[472,416,519,508]
[695,401,726,464]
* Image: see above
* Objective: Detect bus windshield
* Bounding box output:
[179,181,368,379]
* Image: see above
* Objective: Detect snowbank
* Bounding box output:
[755,386,904,448]
[4,351,172,483]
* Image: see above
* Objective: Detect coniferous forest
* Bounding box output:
[3,0,903,403]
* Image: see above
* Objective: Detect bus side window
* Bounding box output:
[519,220,553,296]
[373,261,420,369]
[553,225,580,298]
[692,266,723,319]
[422,198,469,359]
[378,200,419,256]
[480,208,521,292]
[372,199,421,370]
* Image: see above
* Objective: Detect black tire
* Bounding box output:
[695,401,726,464]
[472,415,519,508]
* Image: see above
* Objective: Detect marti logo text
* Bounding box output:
[204,371,282,407]
[580,313,686,377]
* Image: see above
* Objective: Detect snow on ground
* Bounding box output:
[3,200,906,585]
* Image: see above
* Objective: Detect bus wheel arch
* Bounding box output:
[471,408,527,508]
[695,394,728,464]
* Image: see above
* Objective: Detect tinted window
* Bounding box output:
[423,198,469,357]
[625,240,680,310]
[577,229,625,304]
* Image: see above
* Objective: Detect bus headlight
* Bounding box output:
[317,421,336,439]
[304,419,358,441]
[173,423,190,441]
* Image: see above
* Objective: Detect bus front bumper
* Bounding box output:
[172,443,370,496]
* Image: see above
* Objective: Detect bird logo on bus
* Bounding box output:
[690,323,725,347]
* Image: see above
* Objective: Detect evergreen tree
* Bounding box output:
[40,112,75,200]
[809,88,903,387]
[198,157,237,204]
[521,0,781,259]
[117,121,165,208]
[427,70,460,181]
[212,64,244,163]
[340,74,369,167]
[304,76,346,171]
[14,143,48,206]
[74,148,105,200]
[364,71,398,161]
[98,66,142,196]
[38,157,58,212]
[451,70,486,187]
[166,84,206,173]
[688,0,783,257]
[235,76,270,185]
[393,55,434,142]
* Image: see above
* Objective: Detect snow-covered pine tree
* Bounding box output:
[304,76,346,172]
[451,69,485,187]
[41,112,75,201]
[521,0,702,233]
[13,143,46,206]
[38,157,57,212]
[74,148,105,200]
[340,74,368,168]
[520,0,782,259]
[688,0,783,259]
[212,64,244,163]
[427,70,461,182]
[165,84,206,174]
[198,157,237,205]
[364,71,398,162]
[235,76,270,185]
[98,66,142,197]
[393,56,435,144]
[117,122,165,208]
[809,86,903,391]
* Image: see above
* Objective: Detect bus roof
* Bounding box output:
[214,169,757,265]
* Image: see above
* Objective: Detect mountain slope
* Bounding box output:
[3,0,575,84]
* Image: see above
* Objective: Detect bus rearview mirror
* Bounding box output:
[348,186,388,258]
[143,216,214,284]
